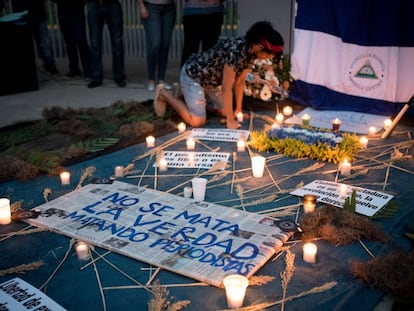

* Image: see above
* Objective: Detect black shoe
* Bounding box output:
[43,64,59,75]
[116,80,126,87]
[66,70,82,78]
[88,80,102,88]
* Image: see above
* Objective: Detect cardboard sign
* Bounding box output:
[0,278,66,311]
[191,128,250,142]
[159,151,230,169]
[290,180,393,216]
[27,181,294,287]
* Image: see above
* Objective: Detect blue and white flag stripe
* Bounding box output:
[290,0,414,116]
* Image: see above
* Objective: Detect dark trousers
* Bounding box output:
[57,6,91,74]
[181,12,223,67]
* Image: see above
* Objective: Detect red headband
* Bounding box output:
[260,38,283,53]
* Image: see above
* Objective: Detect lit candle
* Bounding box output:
[222,274,249,309]
[60,171,70,185]
[303,242,318,263]
[75,241,90,261]
[301,113,310,127]
[251,156,265,178]
[158,158,168,172]
[177,122,186,133]
[303,194,317,213]
[331,118,341,132]
[384,118,392,129]
[271,122,280,129]
[282,105,293,117]
[340,159,352,176]
[146,135,155,147]
[275,112,284,125]
[359,136,368,149]
[237,139,246,152]
[236,112,243,123]
[114,165,124,178]
[368,126,377,137]
[0,198,11,225]
[186,138,195,150]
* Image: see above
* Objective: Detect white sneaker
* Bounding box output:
[154,83,167,117]
[159,81,172,90]
[147,81,155,92]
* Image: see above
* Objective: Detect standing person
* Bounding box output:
[153,21,284,129]
[11,0,59,74]
[180,0,225,67]
[86,0,126,88]
[52,0,91,78]
[138,0,176,91]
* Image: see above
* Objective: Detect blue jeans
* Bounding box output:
[86,1,125,83]
[142,2,176,81]
[32,19,56,67]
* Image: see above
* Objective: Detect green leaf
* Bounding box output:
[79,137,120,153]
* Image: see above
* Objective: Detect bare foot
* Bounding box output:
[226,119,240,129]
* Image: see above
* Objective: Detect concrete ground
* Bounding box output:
[0,56,181,129]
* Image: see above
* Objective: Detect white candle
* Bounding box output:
[251,156,265,178]
[384,118,392,129]
[177,122,186,133]
[146,135,155,147]
[76,241,90,261]
[222,274,249,308]
[368,126,377,137]
[60,171,70,185]
[340,159,352,176]
[236,112,243,123]
[271,122,280,129]
[303,194,317,213]
[186,138,195,150]
[359,136,368,149]
[302,113,310,126]
[303,242,317,263]
[158,158,168,171]
[0,198,11,225]
[114,165,124,178]
[183,186,192,198]
[275,112,284,125]
[331,118,341,132]
[282,105,293,117]
[237,139,246,152]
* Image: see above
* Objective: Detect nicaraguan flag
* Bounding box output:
[290,0,414,116]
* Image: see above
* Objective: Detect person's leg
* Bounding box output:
[157,3,176,81]
[73,8,91,77]
[155,68,206,128]
[86,2,104,85]
[142,3,162,82]
[181,14,202,67]
[33,19,58,74]
[106,1,125,85]
[200,12,223,51]
[57,9,81,74]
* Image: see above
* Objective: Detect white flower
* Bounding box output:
[260,85,272,101]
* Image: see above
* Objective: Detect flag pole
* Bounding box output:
[381,96,413,139]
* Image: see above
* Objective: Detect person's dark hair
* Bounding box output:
[245,21,284,59]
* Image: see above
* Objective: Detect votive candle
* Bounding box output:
[384,118,392,129]
[282,105,293,117]
[331,118,341,132]
[223,274,249,308]
[237,139,246,152]
[159,158,168,171]
[60,171,70,185]
[302,113,310,126]
[146,135,155,147]
[303,242,318,263]
[303,194,317,213]
[114,165,124,178]
[177,122,186,133]
[186,138,195,150]
[359,136,368,149]
[236,112,243,123]
[340,159,352,176]
[76,241,90,261]
[276,112,284,125]
[368,126,377,136]
[251,156,265,178]
[0,198,11,225]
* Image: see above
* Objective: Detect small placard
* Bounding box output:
[0,277,67,311]
[191,128,250,142]
[159,151,230,169]
[290,180,393,216]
